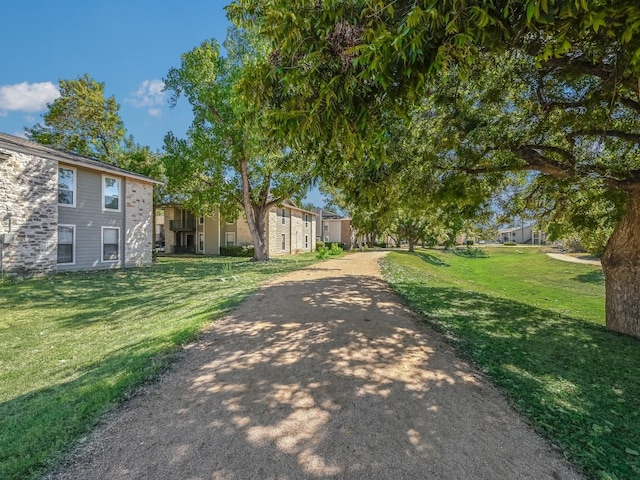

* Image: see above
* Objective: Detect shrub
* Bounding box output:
[316,246,329,259]
[325,242,345,250]
[329,243,343,255]
[374,242,387,248]
[454,246,488,258]
[562,236,586,253]
[465,239,474,246]
[220,245,254,257]
[316,241,325,251]
[503,241,517,246]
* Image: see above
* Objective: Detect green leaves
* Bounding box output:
[26,74,128,165]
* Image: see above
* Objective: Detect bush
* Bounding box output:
[316,241,325,251]
[466,239,474,246]
[374,242,387,248]
[316,242,343,259]
[325,242,345,250]
[220,245,254,257]
[454,246,488,258]
[329,243,343,255]
[503,241,517,246]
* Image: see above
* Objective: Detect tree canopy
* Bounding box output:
[26,74,129,165]
[228,1,640,337]
[162,30,315,261]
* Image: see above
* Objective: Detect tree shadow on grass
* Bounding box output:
[410,251,450,267]
[389,280,640,479]
[573,271,605,285]
[0,342,179,480]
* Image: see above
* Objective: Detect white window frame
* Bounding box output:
[304,214,309,228]
[58,166,76,207]
[225,232,236,247]
[323,236,330,242]
[199,216,204,225]
[57,224,76,265]
[101,226,120,262]
[102,175,121,212]
[281,233,286,251]
[281,208,286,224]
[323,224,329,232]
[198,232,205,252]
[305,234,309,249]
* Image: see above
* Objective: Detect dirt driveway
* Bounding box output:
[53,252,582,480]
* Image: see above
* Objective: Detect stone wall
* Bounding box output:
[124,179,153,267]
[290,210,314,253]
[0,149,57,275]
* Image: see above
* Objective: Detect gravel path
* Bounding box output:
[52,252,582,480]
[546,253,601,266]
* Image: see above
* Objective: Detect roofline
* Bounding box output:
[158,202,318,217]
[287,204,317,216]
[0,132,162,185]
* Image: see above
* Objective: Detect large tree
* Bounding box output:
[162,31,314,261]
[26,74,129,165]
[229,1,640,337]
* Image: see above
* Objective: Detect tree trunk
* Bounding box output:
[601,187,640,338]
[408,238,416,252]
[239,158,269,261]
[248,205,269,261]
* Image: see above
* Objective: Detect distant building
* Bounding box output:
[497,224,548,244]
[312,208,354,249]
[159,200,316,255]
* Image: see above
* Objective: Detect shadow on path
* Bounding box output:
[54,255,581,480]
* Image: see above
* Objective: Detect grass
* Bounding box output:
[380,247,640,480]
[0,254,318,480]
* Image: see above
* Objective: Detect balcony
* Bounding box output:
[169,220,196,232]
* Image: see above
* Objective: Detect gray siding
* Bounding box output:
[57,165,125,271]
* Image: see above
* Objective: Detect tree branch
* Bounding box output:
[567,129,640,144]
[512,145,575,178]
[619,95,640,114]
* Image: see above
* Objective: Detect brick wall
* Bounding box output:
[124,179,153,266]
[341,220,353,249]
[0,149,57,275]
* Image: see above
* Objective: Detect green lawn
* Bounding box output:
[0,254,318,480]
[380,247,640,480]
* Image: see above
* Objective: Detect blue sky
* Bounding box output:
[0,1,230,151]
[0,1,324,205]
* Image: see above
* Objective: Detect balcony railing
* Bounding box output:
[169,220,196,231]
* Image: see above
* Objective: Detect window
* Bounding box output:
[281,208,286,224]
[323,224,329,232]
[58,167,76,206]
[199,216,204,225]
[103,176,120,211]
[199,232,204,252]
[57,225,75,264]
[102,227,120,262]
[281,234,286,251]
[305,234,309,249]
[225,232,236,247]
[304,214,309,228]
[323,236,329,242]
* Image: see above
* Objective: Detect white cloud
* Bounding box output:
[148,108,162,117]
[0,82,59,113]
[127,79,166,108]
